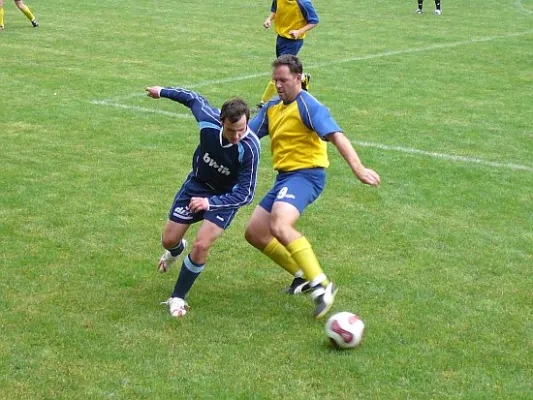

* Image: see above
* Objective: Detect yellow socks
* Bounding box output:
[263,238,300,276]
[0,8,5,28]
[260,80,277,104]
[21,5,36,22]
[262,236,330,288]
[286,237,329,287]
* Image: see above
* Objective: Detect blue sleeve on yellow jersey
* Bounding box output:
[271,0,277,13]
[160,88,220,125]
[297,92,342,138]
[297,0,319,24]
[249,107,270,139]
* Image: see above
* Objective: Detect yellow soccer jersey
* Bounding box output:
[272,0,319,40]
[250,91,342,172]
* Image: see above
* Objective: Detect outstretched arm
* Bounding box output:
[145,86,163,98]
[145,86,219,124]
[327,132,381,187]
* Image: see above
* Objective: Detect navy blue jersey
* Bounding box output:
[160,88,261,211]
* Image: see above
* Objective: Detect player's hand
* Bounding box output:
[289,29,301,39]
[145,86,162,99]
[189,197,210,213]
[356,168,381,187]
[264,18,272,29]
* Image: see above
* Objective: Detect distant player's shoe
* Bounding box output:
[158,239,187,273]
[415,9,423,14]
[31,19,39,27]
[433,9,442,15]
[0,26,4,31]
[301,73,311,91]
[161,297,190,317]
[311,282,338,319]
[284,276,312,295]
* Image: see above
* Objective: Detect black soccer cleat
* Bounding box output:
[284,276,313,295]
[301,73,311,91]
[31,19,39,27]
[252,102,265,114]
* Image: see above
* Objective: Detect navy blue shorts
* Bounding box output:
[168,175,238,230]
[276,35,304,57]
[259,168,326,215]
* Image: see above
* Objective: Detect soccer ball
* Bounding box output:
[325,312,365,349]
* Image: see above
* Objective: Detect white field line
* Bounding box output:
[93,29,533,104]
[311,30,533,69]
[354,141,533,173]
[518,0,533,14]
[90,29,533,174]
[88,100,533,173]
[90,100,193,119]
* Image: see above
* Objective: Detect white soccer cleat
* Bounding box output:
[161,297,190,317]
[415,9,423,14]
[434,9,442,15]
[157,240,187,273]
[158,251,177,273]
[311,282,338,319]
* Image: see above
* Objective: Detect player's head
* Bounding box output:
[220,98,250,144]
[272,54,303,103]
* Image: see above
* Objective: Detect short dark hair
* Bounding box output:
[220,97,250,123]
[272,54,303,75]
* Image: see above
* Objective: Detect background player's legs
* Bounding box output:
[256,37,306,110]
[259,81,277,107]
[14,0,38,26]
[416,0,424,13]
[434,0,442,14]
[0,0,4,30]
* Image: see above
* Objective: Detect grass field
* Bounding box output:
[1,0,533,398]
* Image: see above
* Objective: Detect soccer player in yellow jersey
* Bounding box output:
[256,0,319,110]
[246,55,381,319]
[0,0,39,31]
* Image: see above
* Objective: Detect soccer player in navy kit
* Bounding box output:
[145,86,261,317]
[245,55,380,319]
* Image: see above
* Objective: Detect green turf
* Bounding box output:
[1,0,532,398]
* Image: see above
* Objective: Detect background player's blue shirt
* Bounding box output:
[160,88,261,210]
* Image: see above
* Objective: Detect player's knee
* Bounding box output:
[269,220,288,242]
[191,238,211,257]
[244,225,256,245]
[161,234,179,250]
[245,224,270,249]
